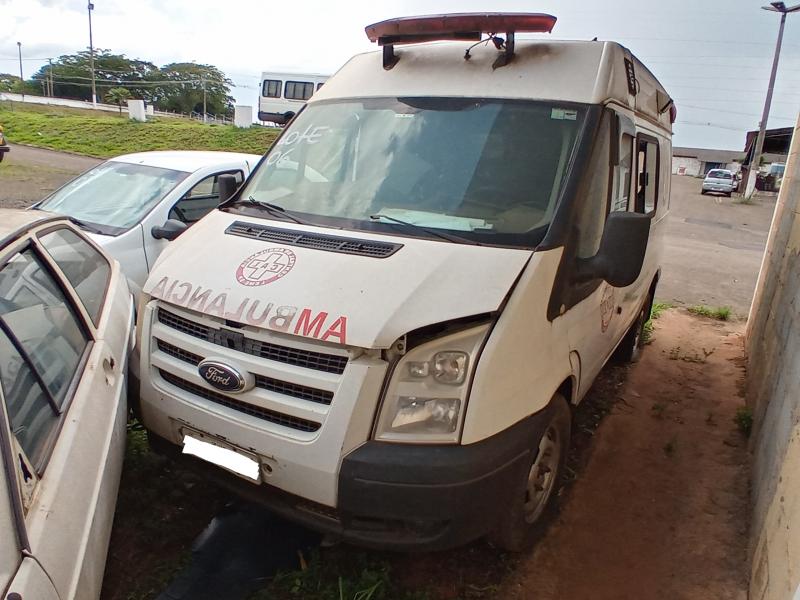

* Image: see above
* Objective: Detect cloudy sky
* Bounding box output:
[2,0,800,149]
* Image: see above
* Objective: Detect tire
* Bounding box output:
[488,395,571,552]
[726,192,732,197]
[614,294,652,363]
[700,190,706,195]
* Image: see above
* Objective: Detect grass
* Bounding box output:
[642,301,673,344]
[0,101,278,158]
[687,305,732,321]
[251,551,429,600]
[734,406,754,437]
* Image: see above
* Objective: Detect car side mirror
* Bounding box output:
[151,219,188,241]
[577,212,651,288]
[217,174,238,204]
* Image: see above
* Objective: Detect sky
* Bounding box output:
[2,0,800,150]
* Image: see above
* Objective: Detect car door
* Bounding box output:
[0,225,131,600]
[142,169,245,269]
[0,394,60,600]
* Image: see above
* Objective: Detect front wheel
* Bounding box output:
[489,395,571,552]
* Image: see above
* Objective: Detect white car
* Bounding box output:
[701,169,736,196]
[0,209,133,599]
[33,151,262,297]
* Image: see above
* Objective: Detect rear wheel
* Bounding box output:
[614,294,652,363]
[489,395,571,552]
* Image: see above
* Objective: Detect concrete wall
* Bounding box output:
[746,113,800,600]
[672,156,701,176]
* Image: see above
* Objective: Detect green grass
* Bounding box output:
[734,406,754,437]
[642,301,673,344]
[251,551,428,600]
[687,305,732,321]
[0,101,278,158]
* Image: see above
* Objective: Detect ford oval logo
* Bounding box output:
[198,359,252,393]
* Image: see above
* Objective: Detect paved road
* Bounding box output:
[0,143,100,207]
[659,174,774,316]
[0,146,772,314]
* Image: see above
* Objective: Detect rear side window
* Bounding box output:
[262,79,281,98]
[39,228,110,326]
[0,249,88,410]
[635,137,659,214]
[0,329,57,467]
[284,81,314,101]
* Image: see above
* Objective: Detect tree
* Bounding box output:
[0,74,20,93]
[153,63,235,116]
[29,49,160,102]
[105,87,132,114]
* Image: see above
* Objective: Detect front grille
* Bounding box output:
[157,308,348,374]
[225,221,402,258]
[159,369,321,433]
[156,339,333,405]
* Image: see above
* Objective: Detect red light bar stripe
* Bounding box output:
[365,13,557,44]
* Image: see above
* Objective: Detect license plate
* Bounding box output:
[182,432,261,481]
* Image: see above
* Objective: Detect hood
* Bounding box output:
[144,210,532,349]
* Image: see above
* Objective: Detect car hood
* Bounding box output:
[143,210,532,348]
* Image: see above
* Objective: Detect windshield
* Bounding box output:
[39,161,189,235]
[707,170,732,179]
[233,98,587,247]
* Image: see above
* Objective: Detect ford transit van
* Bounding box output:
[136,13,673,551]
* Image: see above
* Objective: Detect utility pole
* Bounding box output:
[88,1,97,107]
[745,1,800,198]
[16,42,23,100]
[48,58,54,97]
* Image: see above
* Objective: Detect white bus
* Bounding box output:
[258,71,329,125]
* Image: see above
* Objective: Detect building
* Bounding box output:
[671,147,744,177]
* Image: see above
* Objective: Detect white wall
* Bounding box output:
[672,156,701,176]
[746,113,800,600]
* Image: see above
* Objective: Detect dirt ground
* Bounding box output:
[0,143,100,207]
[496,309,750,600]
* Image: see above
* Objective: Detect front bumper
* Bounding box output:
[148,405,554,551]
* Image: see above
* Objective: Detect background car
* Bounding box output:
[701,168,735,197]
[0,125,8,163]
[0,209,133,600]
[32,151,261,297]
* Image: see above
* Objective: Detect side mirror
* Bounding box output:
[217,174,238,204]
[577,212,651,288]
[151,219,188,241]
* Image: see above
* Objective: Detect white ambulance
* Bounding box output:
[258,71,329,125]
[136,13,674,551]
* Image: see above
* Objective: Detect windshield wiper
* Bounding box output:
[246,196,321,227]
[369,214,478,245]
[67,216,106,235]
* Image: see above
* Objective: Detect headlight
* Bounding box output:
[375,323,490,443]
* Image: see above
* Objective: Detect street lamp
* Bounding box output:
[88,1,97,107]
[745,1,800,197]
[16,42,23,100]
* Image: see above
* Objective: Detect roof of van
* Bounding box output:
[311,39,673,132]
[110,150,262,173]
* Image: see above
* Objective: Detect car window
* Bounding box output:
[0,249,88,411]
[576,111,612,259]
[284,81,314,101]
[169,171,244,224]
[37,162,190,234]
[635,137,659,214]
[38,228,111,326]
[262,79,281,98]
[0,329,57,468]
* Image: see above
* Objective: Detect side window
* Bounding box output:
[611,133,634,212]
[316,82,324,91]
[39,228,110,326]
[0,249,88,413]
[575,112,611,259]
[0,329,57,468]
[635,137,659,214]
[169,171,244,224]
[262,79,281,98]
[284,81,314,101]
